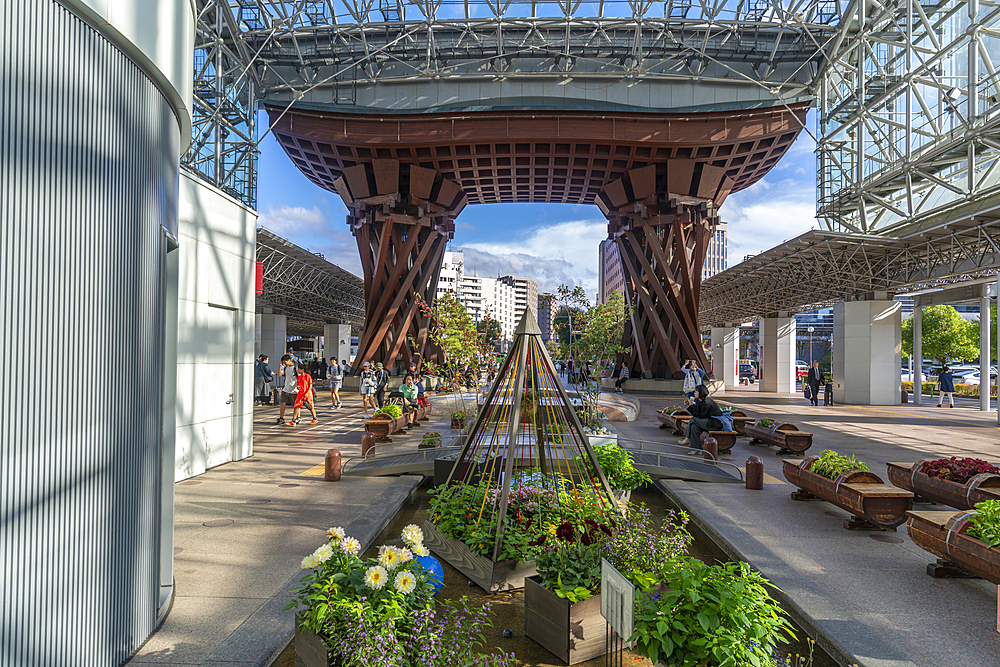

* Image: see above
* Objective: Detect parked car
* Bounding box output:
[901,369,926,382]
[739,364,756,384]
[954,370,997,386]
[795,362,809,380]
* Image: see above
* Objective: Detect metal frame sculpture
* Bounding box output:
[444,309,616,561]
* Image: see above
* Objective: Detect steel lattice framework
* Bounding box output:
[817,0,1000,236]
[256,228,365,335]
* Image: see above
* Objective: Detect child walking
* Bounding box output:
[289,363,319,425]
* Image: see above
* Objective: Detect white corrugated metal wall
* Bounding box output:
[0,1,179,664]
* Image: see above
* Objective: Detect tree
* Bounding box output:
[476,314,502,349]
[902,305,980,364]
[552,284,589,355]
[565,291,631,430]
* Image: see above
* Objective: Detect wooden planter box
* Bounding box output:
[415,404,431,421]
[524,575,606,664]
[782,457,913,530]
[294,619,341,667]
[422,519,536,592]
[656,409,690,435]
[746,421,813,456]
[450,417,467,429]
[729,410,753,435]
[364,413,409,442]
[907,510,1000,583]
[886,461,1000,509]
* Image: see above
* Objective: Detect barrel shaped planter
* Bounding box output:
[728,410,753,435]
[747,421,813,456]
[450,417,467,430]
[907,510,1000,584]
[656,410,690,435]
[422,519,536,592]
[415,404,431,421]
[886,461,1000,510]
[524,576,606,664]
[364,413,409,442]
[782,457,913,530]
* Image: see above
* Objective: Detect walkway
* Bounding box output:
[129,391,454,666]
[609,387,1000,667]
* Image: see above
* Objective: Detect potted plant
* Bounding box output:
[450,410,466,430]
[887,457,1000,509]
[526,503,690,665]
[365,404,408,442]
[574,443,651,503]
[419,431,442,449]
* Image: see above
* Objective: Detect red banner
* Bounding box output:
[255,262,263,295]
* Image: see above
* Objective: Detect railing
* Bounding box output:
[341,444,464,474]
[617,438,745,481]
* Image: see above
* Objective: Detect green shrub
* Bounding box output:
[969,499,1000,548]
[809,450,868,480]
[574,443,652,491]
[373,404,402,419]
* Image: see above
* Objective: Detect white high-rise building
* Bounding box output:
[599,239,626,304]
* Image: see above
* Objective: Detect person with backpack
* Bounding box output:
[682,361,698,399]
[328,357,343,409]
[359,361,376,418]
[276,355,298,425]
[374,362,389,408]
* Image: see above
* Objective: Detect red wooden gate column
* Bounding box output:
[332,159,467,373]
[598,161,733,379]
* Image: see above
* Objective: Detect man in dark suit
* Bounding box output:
[807,361,824,406]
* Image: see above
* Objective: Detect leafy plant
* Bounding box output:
[631,558,796,667]
[809,450,869,480]
[604,503,691,582]
[920,457,1000,485]
[373,404,403,419]
[420,432,442,446]
[968,499,1000,548]
[664,405,687,415]
[534,527,611,597]
[451,411,466,420]
[574,443,652,491]
[756,418,778,429]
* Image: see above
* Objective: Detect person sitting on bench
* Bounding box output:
[679,384,723,455]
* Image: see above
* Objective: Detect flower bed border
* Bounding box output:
[886,461,1000,509]
[524,575,606,664]
[422,519,536,592]
[907,510,1000,584]
[782,457,913,530]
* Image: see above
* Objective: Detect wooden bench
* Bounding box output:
[656,409,690,435]
[782,457,913,530]
[886,461,1000,509]
[707,431,738,454]
[907,510,1000,582]
[746,420,813,456]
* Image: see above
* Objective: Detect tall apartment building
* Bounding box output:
[537,297,556,342]
[598,239,626,304]
[702,222,728,279]
[437,250,464,299]
[500,275,538,325]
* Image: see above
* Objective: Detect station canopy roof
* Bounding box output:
[700,203,1000,327]
[256,228,364,337]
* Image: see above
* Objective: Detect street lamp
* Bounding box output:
[807,326,815,365]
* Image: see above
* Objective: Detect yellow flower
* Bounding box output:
[326,526,346,542]
[547,524,557,535]
[379,546,400,570]
[364,566,388,589]
[394,570,416,594]
[300,554,322,569]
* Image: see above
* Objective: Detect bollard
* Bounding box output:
[361,431,376,457]
[702,436,718,461]
[746,455,764,490]
[324,449,342,482]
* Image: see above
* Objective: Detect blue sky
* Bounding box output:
[257,110,819,302]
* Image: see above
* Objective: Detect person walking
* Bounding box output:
[680,384,724,453]
[937,366,956,408]
[319,357,328,380]
[254,355,273,405]
[289,362,319,425]
[807,361,824,407]
[277,355,298,424]
[328,357,343,408]
[614,363,629,392]
[359,361,376,418]
[374,362,389,408]
[343,359,352,375]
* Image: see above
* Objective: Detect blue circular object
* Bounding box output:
[414,555,444,596]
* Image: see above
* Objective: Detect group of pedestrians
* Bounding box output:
[358,361,427,419]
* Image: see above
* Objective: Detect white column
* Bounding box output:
[982,287,991,412]
[325,323,353,366]
[760,316,796,393]
[833,300,902,405]
[913,303,922,405]
[259,313,287,366]
[711,326,739,387]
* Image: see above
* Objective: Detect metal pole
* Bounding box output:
[981,287,990,411]
[914,303,922,405]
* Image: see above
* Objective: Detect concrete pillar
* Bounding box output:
[258,313,287,366]
[982,287,991,412]
[833,300,902,405]
[711,326,739,387]
[913,305,922,405]
[325,323,353,366]
[759,316,796,393]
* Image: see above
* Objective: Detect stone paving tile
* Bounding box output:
[614,386,1000,667]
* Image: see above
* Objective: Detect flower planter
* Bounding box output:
[655,409,690,435]
[364,413,409,442]
[450,417,467,430]
[746,421,813,456]
[422,519,536,592]
[294,619,341,667]
[524,575,606,664]
[886,461,1000,509]
[587,433,618,447]
[782,457,913,530]
[907,510,1000,583]
[415,404,431,421]
[728,410,753,435]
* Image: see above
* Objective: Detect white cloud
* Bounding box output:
[460,219,608,299]
[722,176,818,265]
[257,201,363,277]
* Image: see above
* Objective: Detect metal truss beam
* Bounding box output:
[256,228,365,335]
